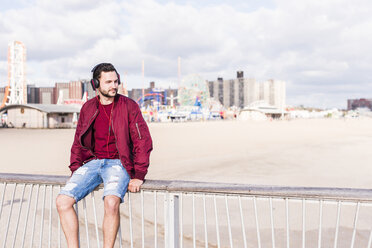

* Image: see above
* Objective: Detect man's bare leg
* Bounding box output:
[56,195,79,248]
[103,195,121,248]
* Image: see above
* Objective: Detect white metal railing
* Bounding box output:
[1,173,372,247]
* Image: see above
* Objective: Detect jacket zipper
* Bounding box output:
[79,109,98,160]
[135,123,142,139]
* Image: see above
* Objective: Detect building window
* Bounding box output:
[239,80,244,108]
[218,81,223,104]
[230,80,234,107]
[61,117,65,123]
[209,82,214,97]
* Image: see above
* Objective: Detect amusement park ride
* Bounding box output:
[136,90,167,108]
[0,44,224,123]
[1,41,27,108]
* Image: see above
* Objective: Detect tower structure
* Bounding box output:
[7,41,27,105]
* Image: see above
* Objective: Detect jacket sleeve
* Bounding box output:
[128,103,153,180]
[69,110,85,174]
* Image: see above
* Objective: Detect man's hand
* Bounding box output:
[128,179,143,193]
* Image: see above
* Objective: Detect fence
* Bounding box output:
[1,173,372,247]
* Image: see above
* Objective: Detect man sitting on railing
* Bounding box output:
[56,63,153,248]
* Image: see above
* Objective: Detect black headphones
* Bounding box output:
[90,63,121,90]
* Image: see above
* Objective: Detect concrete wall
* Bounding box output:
[40,88,55,104]
[48,113,75,128]
[259,81,270,105]
[6,107,76,128]
[7,107,45,128]
[272,80,286,109]
[41,92,52,104]
[244,78,258,106]
[223,80,230,107]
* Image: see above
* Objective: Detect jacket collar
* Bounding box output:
[94,94,119,108]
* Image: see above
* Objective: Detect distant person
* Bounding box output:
[56,63,153,248]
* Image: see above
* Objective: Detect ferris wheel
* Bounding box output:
[178,74,210,107]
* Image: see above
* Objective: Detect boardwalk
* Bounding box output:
[1,173,372,247]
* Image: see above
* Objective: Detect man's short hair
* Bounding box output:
[92,63,117,80]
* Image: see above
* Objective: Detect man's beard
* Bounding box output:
[99,88,118,98]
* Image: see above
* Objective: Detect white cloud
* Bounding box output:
[36,0,103,12]
[0,0,121,60]
[1,0,372,108]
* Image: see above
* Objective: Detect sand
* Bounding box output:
[1,118,372,188]
[1,118,372,247]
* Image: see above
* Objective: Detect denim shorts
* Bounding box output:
[59,159,130,203]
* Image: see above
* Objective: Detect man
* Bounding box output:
[56,63,152,248]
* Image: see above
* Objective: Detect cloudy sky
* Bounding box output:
[1,0,372,108]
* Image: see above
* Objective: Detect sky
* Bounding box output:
[1,0,372,109]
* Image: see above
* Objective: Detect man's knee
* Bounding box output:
[56,195,75,212]
[104,195,120,215]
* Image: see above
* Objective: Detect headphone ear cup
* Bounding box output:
[94,79,100,89]
[91,79,99,90]
[90,79,95,90]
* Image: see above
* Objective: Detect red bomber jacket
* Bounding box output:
[69,94,153,181]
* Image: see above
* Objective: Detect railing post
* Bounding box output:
[165,193,180,248]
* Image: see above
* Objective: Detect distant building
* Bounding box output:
[19,81,86,105]
[69,81,83,100]
[264,79,286,108]
[82,80,95,99]
[54,82,69,104]
[347,98,372,110]
[39,87,55,104]
[27,84,40,103]
[0,104,81,128]
[239,101,288,120]
[208,71,286,109]
[208,74,254,109]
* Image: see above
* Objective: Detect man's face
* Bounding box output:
[98,71,119,98]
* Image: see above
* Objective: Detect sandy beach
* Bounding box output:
[1,118,372,188]
[1,118,372,247]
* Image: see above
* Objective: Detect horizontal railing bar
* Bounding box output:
[1,173,372,201]
[0,173,68,185]
[143,192,372,207]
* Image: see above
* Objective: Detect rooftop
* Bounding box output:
[0,104,82,114]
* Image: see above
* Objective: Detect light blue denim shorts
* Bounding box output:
[59,159,130,203]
